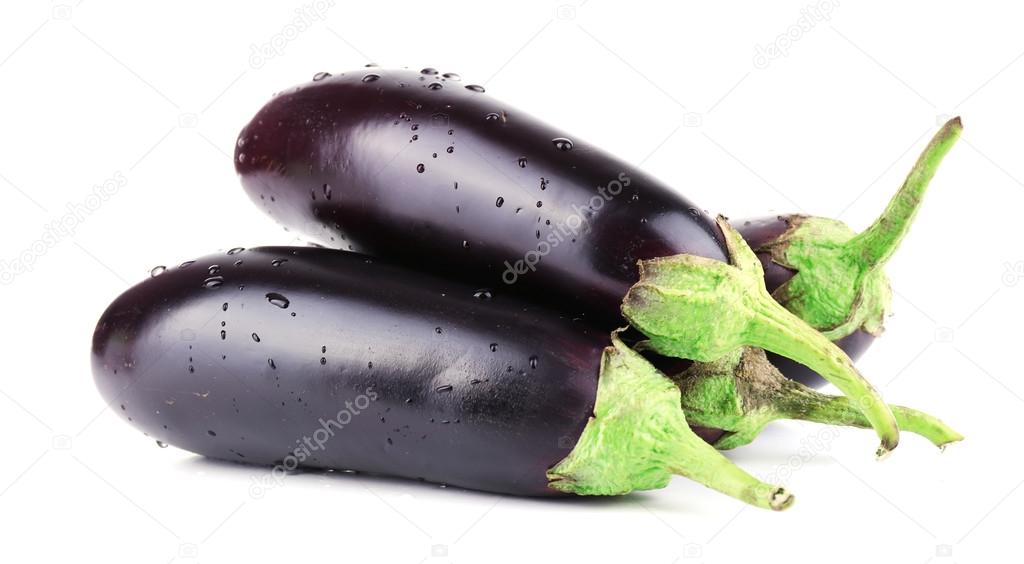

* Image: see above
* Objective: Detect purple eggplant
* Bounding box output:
[91,246,795,508]
[234,68,728,329]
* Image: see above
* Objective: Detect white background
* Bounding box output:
[1,1,1021,562]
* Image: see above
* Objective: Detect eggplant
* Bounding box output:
[232,68,959,390]
[91,246,962,506]
[234,68,728,329]
[91,246,797,508]
[735,117,962,386]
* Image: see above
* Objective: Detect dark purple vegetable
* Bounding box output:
[93,247,593,495]
[91,246,792,507]
[234,68,728,329]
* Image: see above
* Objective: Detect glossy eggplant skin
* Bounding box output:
[91,247,602,496]
[235,68,729,328]
[735,216,874,388]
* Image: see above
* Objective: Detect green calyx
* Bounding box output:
[761,117,963,339]
[622,215,900,458]
[675,348,964,451]
[547,332,794,511]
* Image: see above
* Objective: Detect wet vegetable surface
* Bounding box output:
[92,247,602,495]
[235,67,729,328]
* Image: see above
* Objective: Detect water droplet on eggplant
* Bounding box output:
[266,292,290,309]
[473,289,492,300]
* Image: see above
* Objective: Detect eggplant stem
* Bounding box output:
[548,333,793,510]
[675,348,962,452]
[622,217,901,458]
[847,117,963,267]
[666,441,795,511]
[756,117,963,339]
[749,298,899,458]
[776,391,963,450]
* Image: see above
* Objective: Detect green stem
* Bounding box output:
[665,438,794,510]
[847,117,963,266]
[750,297,898,458]
[761,117,963,338]
[622,217,900,458]
[674,348,962,452]
[548,333,793,510]
[774,388,964,450]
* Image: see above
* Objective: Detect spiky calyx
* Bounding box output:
[622,216,900,458]
[547,333,793,511]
